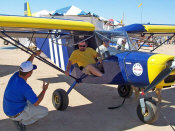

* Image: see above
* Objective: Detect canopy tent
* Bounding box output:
[32,5,121,30]
[52,5,120,25]
[32,10,54,17]
[53,5,87,16]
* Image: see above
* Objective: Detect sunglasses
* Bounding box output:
[79,45,86,47]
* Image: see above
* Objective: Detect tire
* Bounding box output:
[118,85,133,98]
[137,99,159,124]
[4,41,9,45]
[52,89,69,111]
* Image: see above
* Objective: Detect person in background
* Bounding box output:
[117,38,127,50]
[96,40,120,59]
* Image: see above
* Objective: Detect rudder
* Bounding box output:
[24,2,32,16]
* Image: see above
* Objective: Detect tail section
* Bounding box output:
[24,2,32,16]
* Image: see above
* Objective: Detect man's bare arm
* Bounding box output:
[34,82,49,106]
[65,60,72,76]
[27,50,42,62]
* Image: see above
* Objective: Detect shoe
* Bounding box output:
[13,121,26,131]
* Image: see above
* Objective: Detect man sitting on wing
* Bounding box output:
[65,41,103,77]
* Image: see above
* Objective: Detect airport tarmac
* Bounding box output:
[0,42,175,131]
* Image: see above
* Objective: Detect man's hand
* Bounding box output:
[34,81,49,106]
[34,50,42,56]
[27,50,42,62]
[42,81,49,91]
[65,70,69,76]
[97,58,102,64]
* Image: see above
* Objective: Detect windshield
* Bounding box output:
[95,31,138,58]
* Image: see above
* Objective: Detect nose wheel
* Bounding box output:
[137,98,159,124]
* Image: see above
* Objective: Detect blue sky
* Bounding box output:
[0,0,175,25]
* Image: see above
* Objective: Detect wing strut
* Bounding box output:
[138,33,154,50]
[0,31,77,80]
[151,34,175,52]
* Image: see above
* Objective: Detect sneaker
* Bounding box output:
[13,121,26,131]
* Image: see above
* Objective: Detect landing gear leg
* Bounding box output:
[137,98,159,124]
[155,88,162,103]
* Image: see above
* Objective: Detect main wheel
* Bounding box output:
[137,99,159,124]
[52,89,69,111]
[118,85,133,98]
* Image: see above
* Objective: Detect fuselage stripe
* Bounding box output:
[53,38,59,67]
[49,38,54,62]
[58,39,65,71]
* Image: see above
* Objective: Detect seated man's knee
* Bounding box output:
[86,64,97,71]
[89,65,103,76]
[85,64,91,70]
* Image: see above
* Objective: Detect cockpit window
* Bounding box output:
[95,31,137,58]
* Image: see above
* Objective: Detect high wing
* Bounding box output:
[114,24,175,51]
[0,15,95,38]
[114,24,175,37]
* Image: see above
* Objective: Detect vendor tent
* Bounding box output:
[53,5,87,16]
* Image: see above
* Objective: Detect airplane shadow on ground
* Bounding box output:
[0,74,175,131]
[38,74,175,130]
[0,65,18,77]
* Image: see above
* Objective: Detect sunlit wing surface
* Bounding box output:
[0,15,95,32]
[144,25,175,33]
[114,24,175,37]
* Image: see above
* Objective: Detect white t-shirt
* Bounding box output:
[96,45,120,58]
[117,38,130,50]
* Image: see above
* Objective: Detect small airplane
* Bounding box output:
[1,2,175,124]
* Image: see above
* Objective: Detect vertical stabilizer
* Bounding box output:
[24,2,32,16]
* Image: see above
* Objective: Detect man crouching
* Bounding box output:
[3,50,49,131]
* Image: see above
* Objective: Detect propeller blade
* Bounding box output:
[143,67,174,95]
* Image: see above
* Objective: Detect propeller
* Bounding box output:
[142,60,175,95]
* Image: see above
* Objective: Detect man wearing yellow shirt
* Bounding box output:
[65,41,103,77]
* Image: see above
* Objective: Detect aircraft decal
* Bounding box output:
[132,63,143,76]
